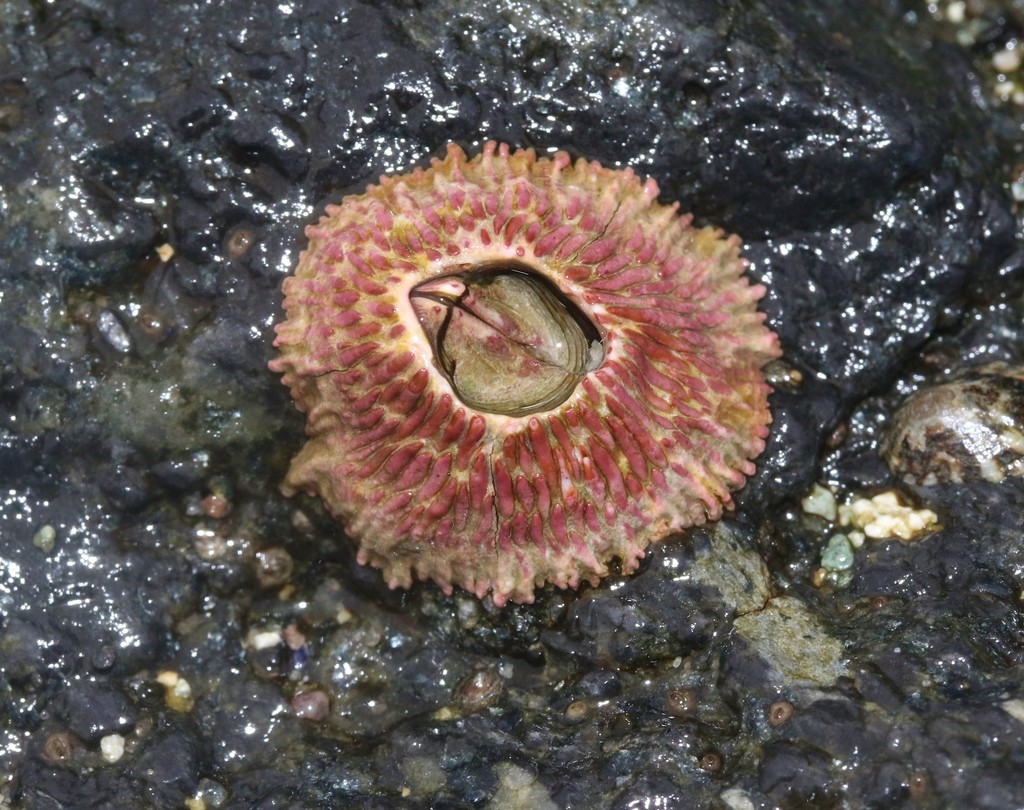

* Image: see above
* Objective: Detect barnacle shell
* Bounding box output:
[883,363,1024,485]
[271,142,780,605]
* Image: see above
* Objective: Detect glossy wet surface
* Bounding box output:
[2,0,1024,807]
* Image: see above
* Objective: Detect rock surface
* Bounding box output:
[1,0,1023,807]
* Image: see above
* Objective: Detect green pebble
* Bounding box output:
[33,524,57,553]
[821,534,854,571]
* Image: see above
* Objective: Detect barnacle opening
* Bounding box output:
[410,262,604,417]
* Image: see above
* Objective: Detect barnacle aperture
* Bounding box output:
[410,264,603,417]
[270,142,781,605]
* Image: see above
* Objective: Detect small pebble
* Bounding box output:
[0,103,22,131]
[801,484,838,521]
[156,670,195,712]
[99,733,125,763]
[763,360,804,391]
[994,47,1021,74]
[224,224,257,259]
[96,310,133,354]
[255,546,294,588]
[452,669,503,712]
[564,700,589,722]
[839,491,937,541]
[189,778,229,810]
[719,788,756,810]
[200,491,231,519]
[825,421,849,449]
[246,627,284,651]
[135,305,169,340]
[32,524,57,552]
[193,529,228,561]
[821,534,854,572]
[291,689,330,721]
[908,771,931,800]
[1001,698,1024,724]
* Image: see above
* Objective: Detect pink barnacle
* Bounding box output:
[270,141,781,605]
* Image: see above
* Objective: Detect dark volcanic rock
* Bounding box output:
[132,732,202,808]
[54,679,136,744]
[0,0,1022,808]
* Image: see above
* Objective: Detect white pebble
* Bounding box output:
[246,627,284,650]
[100,733,125,763]
[993,48,1021,74]
[801,483,838,521]
[838,491,937,541]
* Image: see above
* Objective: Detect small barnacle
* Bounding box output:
[270,141,780,604]
[42,730,77,764]
[665,687,698,718]
[883,363,1024,485]
[768,699,794,727]
[698,751,723,773]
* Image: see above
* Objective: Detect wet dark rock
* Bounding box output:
[227,112,310,181]
[541,539,739,669]
[98,463,153,512]
[14,760,141,810]
[782,698,870,761]
[219,770,304,810]
[574,668,623,700]
[0,615,77,690]
[966,770,1024,810]
[188,311,275,376]
[55,199,159,289]
[547,586,720,667]
[0,490,185,686]
[171,255,222,298]
[859,761,911,809]
[610,772,688,809]
[54,679,136,743]
[150,453,211,490]
[753,382,844,503]
[199,677,297,772]
[132,731,202,807]
[445,760,498,805]
[759,740,838,808]
[1,0,1022,807]
[310,606,471,737]
[850,482,1024,604]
